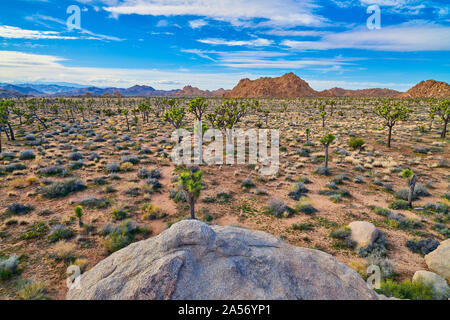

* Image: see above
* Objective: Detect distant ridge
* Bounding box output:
[0,76,449,98]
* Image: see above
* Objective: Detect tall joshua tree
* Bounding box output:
[431,99,449,138]
[178,167,203,219]
[401,169,417,208]
[320,133,336,170]
[374,101,410,148]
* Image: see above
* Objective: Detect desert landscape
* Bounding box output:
[0,73,449,300]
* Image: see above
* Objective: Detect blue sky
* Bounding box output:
[0,0,449,91]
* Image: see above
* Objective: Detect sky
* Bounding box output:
[0,0,449,91]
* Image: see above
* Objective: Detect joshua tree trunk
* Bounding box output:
[441,119,448,138]
[322,117,325,128]
[387,125,392,148]
[408,174,417,208]
[0,129,2,153]
[189,196,195,219]
[7,123,15,141]
[324,144,329,169]
[125,115,130,131]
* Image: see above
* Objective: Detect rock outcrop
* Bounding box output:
[320,87,400,97]
[225,73,318,98]
[400,80,450,98]
[412,270,450,299]
[425,239,450,282]
[349,221,379,248]
[67,220,381,300]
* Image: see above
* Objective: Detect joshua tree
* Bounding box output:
[374,101,410,148]
[328,99,336,117]
[320,133,336,170]
[187,97,208,123]
[163,105,186,130]
[431,99,449,138]
[263,109,270,127]
[320,110,326,128]
[74,205,83,227]
[305,128,310,143]
[401,169,417,208]
[178,167,203,219]
[122,109,130,131]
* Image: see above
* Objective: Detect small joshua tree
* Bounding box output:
[163,105,186,130]
[74,205,83,227]
[374,101,410,148]
[305,128,310,143]
[431,99,449,138]
[401,169,417,208]
[178,167,203,219]
[320,133,336,170]
[328,99,336,117]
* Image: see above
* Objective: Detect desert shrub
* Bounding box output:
[5,203,34,216]
[395,188,416,201]
[68,152,83,161]
[68,161,84,170]
[266,198,291,218]
[106,162,120,173]
[372,206,392,217]
[332,174,349,185]
[288,182,309,200]
[0,254,19,280]
[0,163,26,173]
[0,152,15,160]
[93,177,108,185]
[330,226,355,248]
[76,197,111,209]
[365,252,396,280]
[142,203,167,220]
[297,176,312,184]
[425,202,448,214]
[389,200,410,210]
[50,241,76,263]
[16,279,48,300]
[121,155,139,165]
[354,175,364,184]
[241,178,255,189]
[314,166,330,176]
[21,222,49,240]
[102,219,147,254]
[111,208,128,220]
[443,191,450,201]
[146,178,162,191]
[120,162,134,172]
[357,231,388,258]
[38,165,66,176]
[406,238,439,255]
[295,203,317,214]
[386,212,422,230]
[215,190,231,203]
[414,184,431,197]
[296,148,310,157]
[292,223,314,231]
[169,189,187,203]
[348,137,365,150]
[137,167,150,179]
[41,179,86,199]
[48,224,75,243]
[19,150,35,160]
[432,224,449,238]
[375,279,435,300]
[149,169,161,179]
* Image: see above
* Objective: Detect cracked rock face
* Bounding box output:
[67,220,380,300]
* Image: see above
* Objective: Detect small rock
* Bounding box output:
[349,221,379,248]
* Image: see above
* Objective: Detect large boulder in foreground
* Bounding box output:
[425,239,450,282]
[67,220,380,300]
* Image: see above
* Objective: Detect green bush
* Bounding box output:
[389,200,410,210]
[348,137,365,150]
[0,254,19,280]
[295,203,317,214]
[41,179,86,199]
[375,279,435,300]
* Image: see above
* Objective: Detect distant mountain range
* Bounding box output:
[1,75,449,98]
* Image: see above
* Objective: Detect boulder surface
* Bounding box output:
[348,221,379,248]
[67,220,381,300]
[425,239,450,282]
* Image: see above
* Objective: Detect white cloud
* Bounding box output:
[0,25,79,40]
[189,19,208,29]
[281,23,450,51]
[0,50,254,90]
[103,0,326,27]
[198,38,273,47]
[261,29,327,37]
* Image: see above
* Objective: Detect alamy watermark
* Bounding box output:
[171,121,279,176]
[367,5,381,30]
[67,5,81,31]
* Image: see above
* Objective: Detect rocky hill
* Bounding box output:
[399,80,450,98]
[320,87,400,97]
[66,219,381,300]
[174,85,230,97]
[225,72,318,98]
